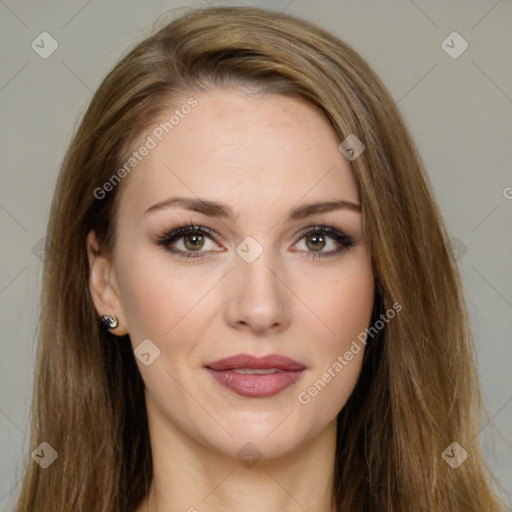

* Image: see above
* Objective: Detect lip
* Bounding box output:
[206,353,306,371]
[205,353,306,398]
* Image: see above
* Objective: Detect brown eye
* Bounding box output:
[305,233,326,252]
[183,233,205,251]
[292,225,356,260]
[154,223,219,259]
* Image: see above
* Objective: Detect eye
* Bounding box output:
[153,222,356,260]
[153,222,221,259]
[292,224,356,259]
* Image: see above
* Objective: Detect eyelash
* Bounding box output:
[153,221,356,260]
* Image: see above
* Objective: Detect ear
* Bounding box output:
[86,230,129,336]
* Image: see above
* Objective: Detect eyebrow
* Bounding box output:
[144,196,361,221]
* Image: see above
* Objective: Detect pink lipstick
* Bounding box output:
[205,353,306,398]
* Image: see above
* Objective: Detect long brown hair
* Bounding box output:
[14,5,504,511]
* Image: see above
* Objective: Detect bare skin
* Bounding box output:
[87,88,374,512]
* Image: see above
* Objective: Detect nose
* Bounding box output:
[224,248,292,335]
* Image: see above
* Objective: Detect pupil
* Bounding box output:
[307,234,325,251]
[184,234,203,250]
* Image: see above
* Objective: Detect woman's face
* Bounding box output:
[88,88,374,459]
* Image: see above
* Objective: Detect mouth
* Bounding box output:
[204,353,306,398]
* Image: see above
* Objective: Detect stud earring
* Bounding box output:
[101,314,119,331]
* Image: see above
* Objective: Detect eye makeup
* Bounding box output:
[152,220,356,260]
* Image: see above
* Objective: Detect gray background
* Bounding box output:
[1,0,511,509]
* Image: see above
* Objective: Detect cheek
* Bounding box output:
[115,248,200,342]
[119,250,221,355]
[294,252,375,346]
[294,252,374,404]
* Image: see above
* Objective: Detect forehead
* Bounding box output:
[116,89,359,222]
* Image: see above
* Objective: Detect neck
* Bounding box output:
[138,395,338,512]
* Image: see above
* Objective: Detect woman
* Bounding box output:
[15,5,505,511]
